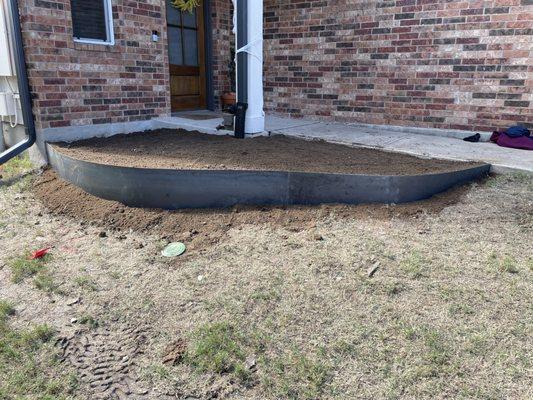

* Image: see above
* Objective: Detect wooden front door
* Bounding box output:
[166,1,206,111]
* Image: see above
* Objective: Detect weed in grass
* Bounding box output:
[448,302,475,317]
[142,298,155,312]
[33,271,62,294]
[458,385,504,400]
[262,350,331,400]
[7,253,50,283]
[423,329,450,368]
[0,300,15,322]
[465,333,489,356]
[186,322,248,376]
[400,251,426,279]
[74,275,98,291]
[331,339,358,357]
[396,324,453,381]
[383,280,405,296]
[398,321,418,341]
[184,321,272,385]
[249,287,282,302]
[488,252,519,274]
[439,286,461,301]
[108,271,121,279]
[20,324,56,348]
[142,364,171,383]
[78,314,99,329]
[499,256,519,274]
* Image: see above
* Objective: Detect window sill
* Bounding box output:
[72,40,119,52]
[74,38,115,46]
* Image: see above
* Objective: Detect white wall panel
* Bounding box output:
[0,1,14,76]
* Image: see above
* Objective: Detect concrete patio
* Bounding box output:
[154,112,533,175]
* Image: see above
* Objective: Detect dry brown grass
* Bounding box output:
[0,171,531,399]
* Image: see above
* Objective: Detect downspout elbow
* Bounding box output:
[0,0,36,165]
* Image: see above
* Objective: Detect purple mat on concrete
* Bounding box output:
[490,131,533,151]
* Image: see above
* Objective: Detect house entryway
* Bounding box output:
[166,0,207,111]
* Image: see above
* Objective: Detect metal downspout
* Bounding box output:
[236,0,248,105]
[0,0,36,165]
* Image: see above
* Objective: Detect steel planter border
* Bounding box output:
[47,144,490,210]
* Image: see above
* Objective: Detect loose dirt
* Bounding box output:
[34,170,474,253]
[51,129,482,175]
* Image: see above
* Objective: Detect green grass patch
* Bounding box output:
[74,275,98,291]
[262,350,331,400]
[400,251,427,279]
[0,154,35,193]
[33,271,61,294]
[184,321,331,397]
[12,174,36,193]
[78,314,99,329]
[0,153,33,181]
[0,300,15,323]
[423,329,450,368]
[7,253,51,284]
[0,299,77,399]
[448,302,475,317]
[488,252,519,274]
[185,322,250,379]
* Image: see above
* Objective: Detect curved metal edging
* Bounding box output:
[46,144,491,209]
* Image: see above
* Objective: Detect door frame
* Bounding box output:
[203,0,214,110]
[166,0,214,111]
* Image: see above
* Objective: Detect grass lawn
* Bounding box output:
[0,156,531,399]
[0,300,77,399]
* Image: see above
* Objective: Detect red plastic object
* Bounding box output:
[30,248,50,260]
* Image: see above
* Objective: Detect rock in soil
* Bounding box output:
[367,262,380,277]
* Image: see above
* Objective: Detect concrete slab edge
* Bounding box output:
[277,132,532,175]
[39,116,530,175]
[267,114,493,142]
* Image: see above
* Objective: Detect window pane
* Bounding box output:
[182,8,197,28]
[166,0,181,26]
[71,0,108,41]
[168,27,183,65]
[183,29,198,66]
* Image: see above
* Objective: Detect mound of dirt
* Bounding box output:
[34,170,474,253]
[51,129,482,175]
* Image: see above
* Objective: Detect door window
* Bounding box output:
[167,1,199,67]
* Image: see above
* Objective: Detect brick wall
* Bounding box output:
[19,0,533,133]
[264,0,533,131]
[19,0,170,130]
[210,0,234,108]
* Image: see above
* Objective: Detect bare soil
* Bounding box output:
[51,129,482,175]
[34,169,473,254]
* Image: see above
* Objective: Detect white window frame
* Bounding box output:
[72,0,115,46]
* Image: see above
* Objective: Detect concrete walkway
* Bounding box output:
[154,114,533,174]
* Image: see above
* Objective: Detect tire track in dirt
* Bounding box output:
[56,323,151,399]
